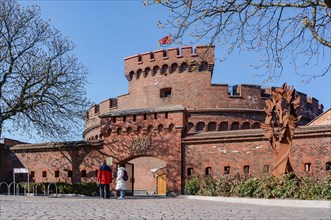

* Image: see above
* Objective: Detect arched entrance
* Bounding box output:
[100,108,184,195]
[118,156,167,196]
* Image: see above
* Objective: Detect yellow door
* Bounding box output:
[157,174,166,195]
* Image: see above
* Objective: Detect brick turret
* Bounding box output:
[83,45,323,140]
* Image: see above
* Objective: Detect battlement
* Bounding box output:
[124,45,215,81]
[83,45,324,141]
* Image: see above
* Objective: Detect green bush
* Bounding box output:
[185,176,200,195]
[185,173,331,200]
[215,174,243,197]
[17,182,98,196]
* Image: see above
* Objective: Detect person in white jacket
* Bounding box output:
[115,164,127,199]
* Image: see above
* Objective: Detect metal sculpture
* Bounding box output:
[262,83,301,177]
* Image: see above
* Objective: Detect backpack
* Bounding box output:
[122,170,128,181]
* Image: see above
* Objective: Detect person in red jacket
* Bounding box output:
[97,161,112,199]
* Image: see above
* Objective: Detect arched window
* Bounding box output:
[129,71,134,80]
[136,126,142,134]
[147,125,153,134]
[180,62,188,73]
[220,122,228,131]
[196,122,205,132]
[170,63,178,73]
[205,167,211,176]
[153,66,159,76]
[158,124,164,133]
[198,61,208,71]
[169,123,175,131]
[187,122,194,132]
[144,67,150,78]
[252,122,260,129]
[231,122,239,130]
[117,128,122,135]
[127,127,132,135]
[161,64,168,75]
[136,69,142,79]
[208,122,217,131]
[107,128,112,136]
[242,122,250,129]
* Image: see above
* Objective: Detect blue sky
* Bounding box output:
[4,0,330,142]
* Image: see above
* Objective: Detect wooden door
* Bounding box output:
[157,174,166,195]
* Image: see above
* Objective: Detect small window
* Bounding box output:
[160,88,172,98]
[137,126,142,134]
[112,116,116,123]
[138,54,142,62]
[165,112,168,119]
[30,171,35,178]
[107,128,112,135]
[263,165,270,174]
[163,50,167,57]
[242,122,250,130]
[169,123,175,131]
[127,127,132,135]
[55,171,60,177]
[144,114,147,120]
[196,122,205,132]
[180,62,188,73]
[42,171,47,177]
[94,105,99,114]
[95,170,98,177]
[153,66,159,75]
[187,122,193,132]
[123,116,126,122]
[244,165,250,175]
[231,122,239,130]
[208,122,217,131]
[147,125,153,133]
[158,124,164,133]
[133,115,136,121]
[154,113,157,119]
[150,52,154,60]
[81,170,87,177]
[305,163,311,172]
[68,170,73,177]
[252,122,260,129]
[117,128,122,135]
[326,162,331,171]
[161,64,168,75]
[187,168,193,176]
[220,122,228,131]
[205,167,211,176]
[224,166,230,174]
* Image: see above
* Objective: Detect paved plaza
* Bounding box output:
[0,195,330,220]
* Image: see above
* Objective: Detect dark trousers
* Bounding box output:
[99,184,110,198]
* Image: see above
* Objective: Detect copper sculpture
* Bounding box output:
[261,83,301,177]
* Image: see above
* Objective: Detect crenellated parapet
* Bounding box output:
[124,45,215,82]
[82,45,324,140]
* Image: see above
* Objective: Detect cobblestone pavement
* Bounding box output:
[0,195,330,220]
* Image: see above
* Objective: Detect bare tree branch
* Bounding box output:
[145,0,331,81]
[0,0,90,141]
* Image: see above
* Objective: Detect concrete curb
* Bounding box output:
[180,195,331,209]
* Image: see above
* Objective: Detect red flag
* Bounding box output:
[158,35,171,46]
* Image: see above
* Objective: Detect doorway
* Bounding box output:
[157,174,166,195]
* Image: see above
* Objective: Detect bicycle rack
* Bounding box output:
[47,182,58,197]
[34,183,46,196]
[8,182,19,196]
[0,182,9,195]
